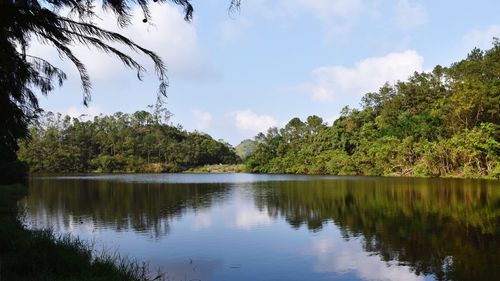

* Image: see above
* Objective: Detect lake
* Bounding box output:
[20,174,500,281]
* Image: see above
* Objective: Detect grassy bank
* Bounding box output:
[186,164,248,173]
[0,184,160,281]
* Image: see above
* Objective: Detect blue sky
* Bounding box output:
[32,0,500,145]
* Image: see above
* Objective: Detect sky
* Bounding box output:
[31,0,500,145]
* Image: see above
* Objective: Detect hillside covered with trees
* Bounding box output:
[245,42,500,179]
[18,104,240,173]
[17,43,499,178]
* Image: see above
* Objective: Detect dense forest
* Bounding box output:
[245,42,500,179]
[18,103,240,173]
[18,43,499,178]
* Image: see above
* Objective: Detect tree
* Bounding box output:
[246,42,499,179]
[18,109,241,173]
[0,0,240,179]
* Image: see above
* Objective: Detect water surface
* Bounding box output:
[21,174,500,281]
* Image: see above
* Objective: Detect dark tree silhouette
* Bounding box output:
[0,0,240,180]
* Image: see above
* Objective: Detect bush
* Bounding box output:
[0,160,28,184]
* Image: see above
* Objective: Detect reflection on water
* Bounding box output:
[23,178,230,238]
[21,174,500,281]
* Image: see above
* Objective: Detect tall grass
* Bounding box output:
[0,184,163,281]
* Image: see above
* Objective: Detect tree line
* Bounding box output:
[17,42,499,178]
[18,103,240,173]
[244,42,499,179]
[1,0,241,184]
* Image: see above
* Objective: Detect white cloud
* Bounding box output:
[66,105,103,119]
[230,110,278,134]
[121,5,219,81]
[300,50,423,102]
[28,4,218,82]
[394,0,428,29]
[463,25,500,50]
[191,109,213,130]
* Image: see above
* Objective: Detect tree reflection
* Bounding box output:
[22,178,230,238]
[252,178,500,281]
[22,176,500,280]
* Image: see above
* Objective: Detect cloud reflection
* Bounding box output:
[235,209,273,230]
[192,211,212,231]
[306,229,426,281]
[232,192,274,230]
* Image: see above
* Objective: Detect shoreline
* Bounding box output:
[0,184,160,281]
[27,167,499,180]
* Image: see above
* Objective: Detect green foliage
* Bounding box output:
[0,160,28,184]
[187,164,247,173]
[0,184,162,281]
[18,107,240,173]
[247,42,500,179]
[0,0,242,180]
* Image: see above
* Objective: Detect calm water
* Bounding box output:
[21,174,500,281]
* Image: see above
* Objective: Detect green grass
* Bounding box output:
[0,184,161,281]
[186,164,248,173]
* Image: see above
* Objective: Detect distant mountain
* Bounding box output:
[235,139,257,161]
